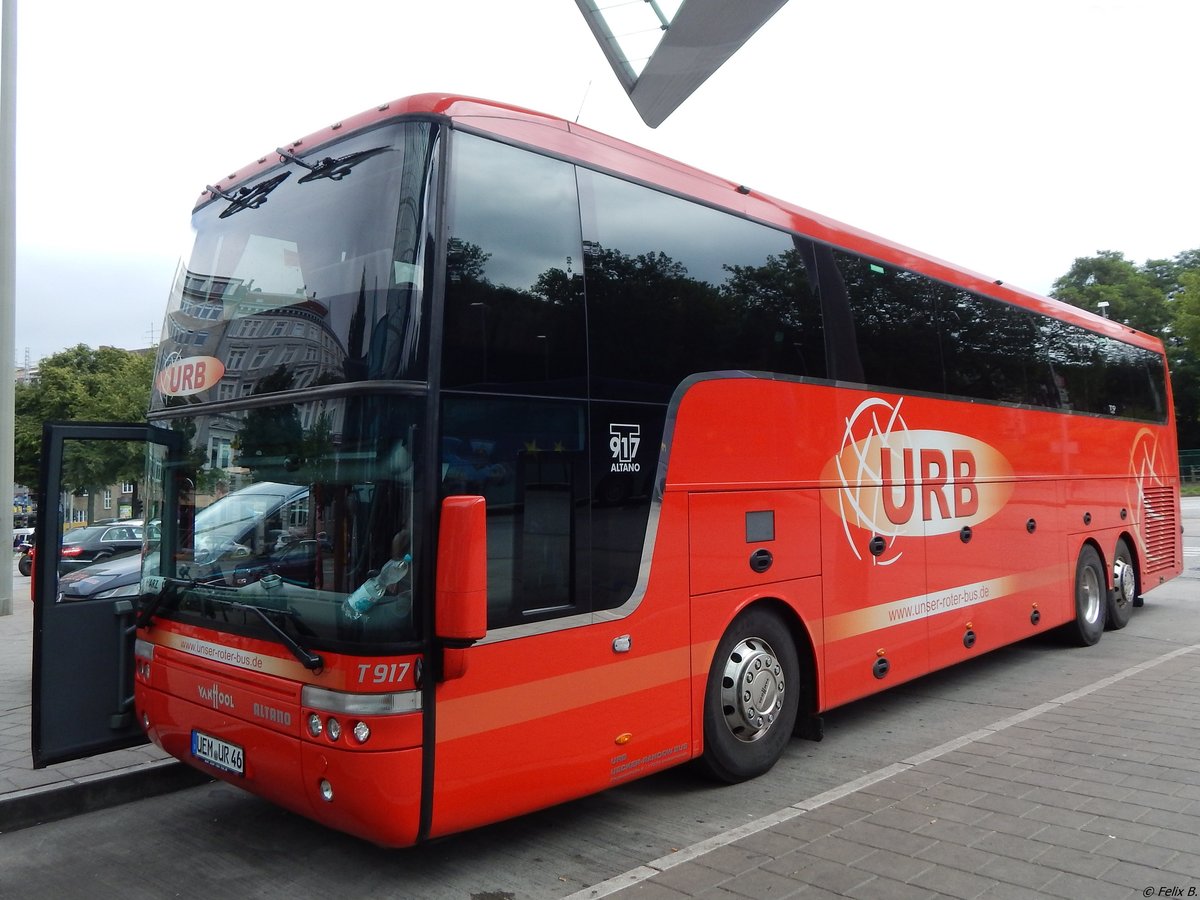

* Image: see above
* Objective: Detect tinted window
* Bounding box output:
[829,251,944,396]
[939,289,1061,408]
[442,133,586,395]
[822,247,1166,422]
[590,400,663,613]
[1049,320,1165,420]
[441,395,588,628]
[1100,341,1165,420]
[579,169,826,402]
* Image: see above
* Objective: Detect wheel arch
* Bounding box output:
[723,594,820,717]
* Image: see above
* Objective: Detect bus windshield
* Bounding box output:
[143,394,423,651]
[151,119,438,408]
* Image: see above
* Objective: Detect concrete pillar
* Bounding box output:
[0,0,18,616]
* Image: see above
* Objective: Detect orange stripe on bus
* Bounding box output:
[436,646,692,742]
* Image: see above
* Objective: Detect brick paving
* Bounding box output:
[575,645,1200,899]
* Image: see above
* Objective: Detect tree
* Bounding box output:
[1169,267,1200,448]
[1050,250,1172,334]
[14,345,154,520]
[1172,269,1200,352]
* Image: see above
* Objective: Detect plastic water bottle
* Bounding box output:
[342,554,411,620]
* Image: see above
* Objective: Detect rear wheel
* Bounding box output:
[1106,538,1137,630]
[1066,544,1106,646]
[701,607,800,783]
[17,554,31,577]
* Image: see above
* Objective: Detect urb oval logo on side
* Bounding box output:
[823,397,1014,564]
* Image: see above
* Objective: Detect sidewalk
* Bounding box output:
[575,641,1200,900]
[0,560,205,832]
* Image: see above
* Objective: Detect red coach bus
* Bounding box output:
[33,94,1182,846]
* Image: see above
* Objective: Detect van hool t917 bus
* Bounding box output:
[33,93,1181,847]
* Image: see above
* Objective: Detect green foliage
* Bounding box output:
[14,345,154,489]
[1050,250,1172,334]
[1173,269,1200,352]
[1051,249,1200,447]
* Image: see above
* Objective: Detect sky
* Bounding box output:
[9,0,1200,364]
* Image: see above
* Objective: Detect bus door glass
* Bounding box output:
[32,423,183,768]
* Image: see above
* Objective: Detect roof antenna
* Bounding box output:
[575,80,592,124]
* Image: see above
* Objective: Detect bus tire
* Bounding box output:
[1106,538,1137,630]
[700,607,799,784]
[1067,544,1106,646]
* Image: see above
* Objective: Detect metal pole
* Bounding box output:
[0,0,17,615]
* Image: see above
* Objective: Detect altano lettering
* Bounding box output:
[824,397,1014,564]
[253,702,292,727]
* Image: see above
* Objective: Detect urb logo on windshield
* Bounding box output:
[609,424,641,473]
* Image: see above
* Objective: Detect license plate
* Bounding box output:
[191,730,244,776]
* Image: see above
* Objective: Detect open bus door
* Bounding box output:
[32,422,183,768]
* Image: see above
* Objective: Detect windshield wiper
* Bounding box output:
[207,171,291,218]
[136,576,322,671]
[276,146,390,183]
[231,602,323,672]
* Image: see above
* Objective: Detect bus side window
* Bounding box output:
[441,396,588,629]
[578,166,827,403]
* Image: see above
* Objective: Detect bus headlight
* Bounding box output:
[352,721,371,744]
[307,713,323,738]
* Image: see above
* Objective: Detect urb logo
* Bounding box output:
[609,424,641,473]
[823,397,1014,565]
[197,682,235,711]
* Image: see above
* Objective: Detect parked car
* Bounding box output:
[56,550,146,601]
[59,523,144,574]
[56,526,323,603]
[17,542,33,576]
[15,529,34,576]
[55,485,322,600]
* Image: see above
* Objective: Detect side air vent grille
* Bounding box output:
[1141,485,1179,574]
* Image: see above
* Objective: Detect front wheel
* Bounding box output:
[17,554,31,577]
[700,607,800,783]
[1066,544,1106,646]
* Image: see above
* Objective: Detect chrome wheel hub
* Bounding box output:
[1113,558,1136,605]
[720,636,785,743]
[1079,565,1102,624]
